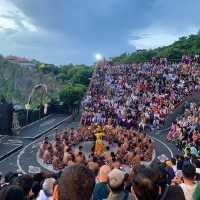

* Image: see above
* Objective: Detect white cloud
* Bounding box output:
[0,0,37,32]
[129,26,199,50]
[0,17,17,30]
[21,20,37,32]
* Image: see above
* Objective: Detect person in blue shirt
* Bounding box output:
[93,165,111,200]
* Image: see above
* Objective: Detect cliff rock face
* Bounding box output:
[0,59,63,105]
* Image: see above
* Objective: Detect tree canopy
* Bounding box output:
[2,30,200,112]
[59,84,86,110]
[35,63,94,110]
[112,31,200,63]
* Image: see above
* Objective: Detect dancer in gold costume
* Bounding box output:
[94,126,105,156]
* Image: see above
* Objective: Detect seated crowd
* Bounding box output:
[81,57,200,130]
[167,102,200,154]
[1,56,200,200]
[39,125,154,171]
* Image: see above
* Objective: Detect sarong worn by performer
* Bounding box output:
[94,126,105,155]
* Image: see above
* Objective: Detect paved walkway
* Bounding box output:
[0,114,71,174]
[16,114,68,139]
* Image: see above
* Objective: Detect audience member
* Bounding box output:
[93,165,111,200]
[0,185,25,200]
[37,178,56,200]
[58,164,95,200]
[106,168,135,200]
[15,174,33,200]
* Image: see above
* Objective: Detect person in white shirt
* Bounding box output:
[171,158,177,174]
[180,164,197,200]
[37,178,56,200]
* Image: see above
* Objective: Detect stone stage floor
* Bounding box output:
[0,117,178,175]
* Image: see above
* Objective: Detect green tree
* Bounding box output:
[59,84,86,111]
[37,63,59,75]
[71,67,93,86]
[112,30,200,63]
[57,64,93,86]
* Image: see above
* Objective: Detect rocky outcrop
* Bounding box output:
[0,60,63,105]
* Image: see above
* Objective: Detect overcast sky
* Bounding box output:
[0,0,200,65]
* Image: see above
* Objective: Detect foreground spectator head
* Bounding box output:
[182,164,196,180]
[132,166,159,200]
[108,168,125,192]
[93,165,111,200]
[0,185,25,200]
[171,158,176,166]
[106,168,136,200]
[15,174,33,199]
[33,172,45,183]
[97,165,111,182]
[180,164,197,200]
[37,178,56,200]
[58,164,95,200]
[43,178,56,196]
[32,181,41,199]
